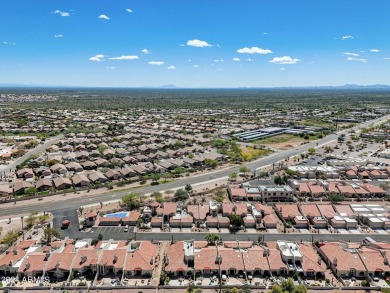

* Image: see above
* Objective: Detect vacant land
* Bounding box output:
[253,134,308,150]
[240,146,271,160]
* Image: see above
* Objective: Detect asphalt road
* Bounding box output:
[0,114,389,218]
[0,134,64,176]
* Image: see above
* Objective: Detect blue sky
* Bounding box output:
[0,0,389,87]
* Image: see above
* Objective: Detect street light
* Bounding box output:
[20,216,24,240]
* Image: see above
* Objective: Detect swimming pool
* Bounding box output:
[104,212,128,218]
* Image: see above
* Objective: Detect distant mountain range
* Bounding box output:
[0,83,389,89]
[311,84,390,89]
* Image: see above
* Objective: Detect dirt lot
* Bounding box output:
[254,134,308,150]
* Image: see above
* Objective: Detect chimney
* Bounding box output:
[150,256,154,265]
[113,254,118,263]
[56,261,60,268]
[80,255,87,264]
[333,257,337,266]
[13,250,18,255]
[384,257,388,265]
[165,255,169,265]
[25,262,31,270]
[318,256,322,265]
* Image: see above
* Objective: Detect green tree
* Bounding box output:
[98,144,108,155]
[42,227,61,244]
[174,189,189,201]
[151,173,160,183]
[229,214,243,228]
[205,233,219,245]
[25,212,38,229]
[229,172,238,180]
[239,166,251,177]
[47,159,57,167]
[308,148,316,155]
[0,230,19,247]
[204,158,217,167]
[185,284,202,293]
[151,191,162,198]
[271,278,307,293]
[185,184,193,194]
[285,169,297,177]
[213,188,225,203]
[270,284,283,293]
[155,195,165,204]
[37,215,50,224]
[173,167,184,175]
[161,172,172,182]
[122,193,141,210]
[274,175,283,185]
[328,193,344,203]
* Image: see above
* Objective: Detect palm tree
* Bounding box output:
[205,233,219,246]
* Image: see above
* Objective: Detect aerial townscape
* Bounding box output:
[1,1,390,293]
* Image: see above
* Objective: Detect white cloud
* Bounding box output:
[148,61,164,65]
[232,58,240,62]
[98,14,110,20]
[179,44,186,47]
[237,46,273,54]
[280,68,286,71]
[341,35,354,40]
[167,66,176,70]
[247,58,253,62]
[370,49,380,53]
[141,49,151,54]
[89,54,105,62]
[347,57,367,62]
[263,32,268,35]
[193,65,199,68]
[54,10,70,17]
[109,55,139,60]
[213,59,224,62]
[216,44,221,48]
[342,52,359,56]
[106,67,116,69]
[54,34,63,38]
[3,41,16,45]
[186,39,212,48]
[126,9,133,13]
[385,57,390,60]
[269,56,300,64]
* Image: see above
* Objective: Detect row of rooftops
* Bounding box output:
[318,241,390,274]
[0,238,158,275]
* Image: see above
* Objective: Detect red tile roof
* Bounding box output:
[165,241,187,272]
[124,242,158,271]
[45,252,76,271]
[242,247,269,271]
[194,246,219,271]
[319,242,365,272]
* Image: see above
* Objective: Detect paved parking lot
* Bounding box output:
[91,226,134,234]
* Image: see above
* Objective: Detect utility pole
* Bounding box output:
[21,216,24,240]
